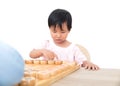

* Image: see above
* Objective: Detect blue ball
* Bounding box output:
[0,41,25,86]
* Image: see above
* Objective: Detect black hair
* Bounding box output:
[48,9,72,31]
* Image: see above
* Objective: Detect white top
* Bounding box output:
[37,40,87,65]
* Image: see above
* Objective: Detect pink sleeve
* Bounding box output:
[74,46,87,65]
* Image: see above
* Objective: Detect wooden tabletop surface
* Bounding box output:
[52,68,120,86]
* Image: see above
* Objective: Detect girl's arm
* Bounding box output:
[29,49,43,58]
[29,49,58,60]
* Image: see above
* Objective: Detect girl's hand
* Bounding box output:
[82,61,99,70]
[41,49,58,60]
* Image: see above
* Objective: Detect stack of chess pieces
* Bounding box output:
[16,59,78,86]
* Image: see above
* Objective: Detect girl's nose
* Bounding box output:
[56,33,61,37]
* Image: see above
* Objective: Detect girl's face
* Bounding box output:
[50,23,70,44]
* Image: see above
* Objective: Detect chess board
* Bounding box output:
[17,60,80,86]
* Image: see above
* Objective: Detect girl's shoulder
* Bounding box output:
[67,43,80,51]
[41,40,49,44]
[38,40,50,48]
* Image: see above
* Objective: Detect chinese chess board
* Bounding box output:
[17,60,80,86]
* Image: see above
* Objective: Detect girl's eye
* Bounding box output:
[61,32,65,33]
[53,31,57,33]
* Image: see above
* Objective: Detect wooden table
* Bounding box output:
[52,68,120,86]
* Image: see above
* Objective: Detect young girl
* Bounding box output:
[29,9,99,70]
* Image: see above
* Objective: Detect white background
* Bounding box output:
[0,0,120,69]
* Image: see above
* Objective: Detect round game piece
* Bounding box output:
[33,60,40,64]
[0,41,24,86]
[48,60,55,65]
[36,71,50,80]
[19,77,36,86]
[40,60,48,65]
[55,60,63,65]
[25,59,33,64]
